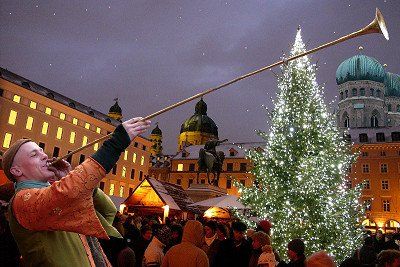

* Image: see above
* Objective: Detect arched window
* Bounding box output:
[360,88,365,96]
[376,90,381,98]
[388,104,392,112]
[397,105,400,112]
[345,90,348,98]
[344,116,350,128]
[352,88,357,96]
[371,115,379,128]
[370,88,374,97]
[340,92,343,100]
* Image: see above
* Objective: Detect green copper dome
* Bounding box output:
[180,98,218,137]
[336,55,385,85]
[385,72,400,97]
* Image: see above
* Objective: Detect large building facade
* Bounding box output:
[168,143,262,196]
[0,67,152,199]
[336,54,400,232]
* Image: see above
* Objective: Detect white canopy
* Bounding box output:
[189,195,247,209]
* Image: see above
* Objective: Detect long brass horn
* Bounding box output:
[52,8,389,166]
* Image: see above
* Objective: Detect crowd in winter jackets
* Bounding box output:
[109,213,400,267]
[2,206,400,266]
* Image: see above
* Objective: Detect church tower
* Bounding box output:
[177,98,218,151]
[150,124,163,156]
[108,98,123,122]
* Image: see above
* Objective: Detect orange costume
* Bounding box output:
[6,124,131,267]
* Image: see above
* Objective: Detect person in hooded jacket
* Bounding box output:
[161,220,209,267]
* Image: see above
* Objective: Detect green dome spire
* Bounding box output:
[385,72,400,97]
[336,55,385,85]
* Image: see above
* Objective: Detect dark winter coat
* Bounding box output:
[214,238,252,267]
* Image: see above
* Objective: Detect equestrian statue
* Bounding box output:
[197,138,228,186]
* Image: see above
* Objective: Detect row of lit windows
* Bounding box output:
[173,176,246,189]
[111,164,145,179]
[11,94,102,134]
[108,184,125,197]
[361,150,400,157]
[176,162,247,172]
[348,179,392,190]
[359,163,393,173]
[363,199,391,212]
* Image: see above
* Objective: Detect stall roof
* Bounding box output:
[125,177,199,213]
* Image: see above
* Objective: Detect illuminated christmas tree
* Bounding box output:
[237,28,364,262]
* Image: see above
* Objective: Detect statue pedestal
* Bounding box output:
[185,183,227,203]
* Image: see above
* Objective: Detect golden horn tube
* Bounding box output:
[52,8,389,166]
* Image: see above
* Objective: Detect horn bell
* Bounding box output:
[361,8,389,40]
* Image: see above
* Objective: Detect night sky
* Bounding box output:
[1,1,399,154]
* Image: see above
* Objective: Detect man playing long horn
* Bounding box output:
[2,117,151,266]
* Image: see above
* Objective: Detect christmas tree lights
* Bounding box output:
[237,28,364,263]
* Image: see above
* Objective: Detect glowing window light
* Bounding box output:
[29,101,37,109]
[26,116,34,130]
[13,95,21,103]
[69,131,76,143]
[56,127,63,139]
[132,153,137,163]
[59,113,66,120]
[96,127,101,133]
[177,164,183,171]
[124,150,128,160]
[109,183,115,195]
[8,110,17,125]
[140,156,145,166]
[45,107,52,115]
[85,123,90,129]
[42,122,49,135]
[122,166,127,178]
[82,136,88,146]
[94,143,99,151]
[2,133,12,148]
[119,185,124,197]
[72,118,78,125]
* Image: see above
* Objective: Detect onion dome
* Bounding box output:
[385,72,400,97]
[336,55,385,85]
[109,100,122,114]
[180,98,218,137]
[151,124,162,135]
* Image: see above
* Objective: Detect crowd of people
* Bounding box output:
[111,214,400,267]
[1,117,400,267]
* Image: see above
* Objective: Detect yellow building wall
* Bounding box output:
[169,157,253,196]
[0,77,151,199]
[350,143,400,232]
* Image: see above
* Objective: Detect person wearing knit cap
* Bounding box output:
[3,117,151,266]
[256,219,272,236]
[143,225,171,267]
[277,238,306,267]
